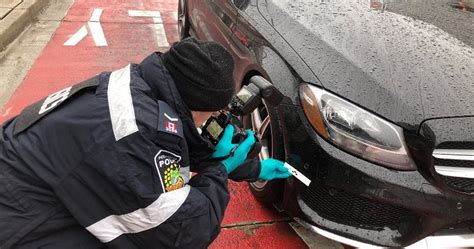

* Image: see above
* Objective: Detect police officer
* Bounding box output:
[0,37,291,248]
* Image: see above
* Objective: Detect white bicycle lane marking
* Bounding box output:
[64,8,177,47]
[64,8,107,46]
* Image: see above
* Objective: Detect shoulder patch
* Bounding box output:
[157,100,183,138]
[154,150,184,193]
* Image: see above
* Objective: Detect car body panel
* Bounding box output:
[188,0,255,89]
[200,0,321,95]
[256,0,474,131]
[184,0,474,247]
[281,103,474,246]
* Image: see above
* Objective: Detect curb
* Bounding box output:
[0,0,52,51]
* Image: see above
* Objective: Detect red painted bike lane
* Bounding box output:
[0,0,308,248]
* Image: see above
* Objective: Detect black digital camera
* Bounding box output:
[201,76,283,158]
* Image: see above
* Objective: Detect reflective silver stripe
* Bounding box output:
[433,149,474,161]
[86,185,191,243]
[435,166,474,179]
[107,64,139,141]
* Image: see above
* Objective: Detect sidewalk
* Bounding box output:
[0,0,72,110]
[0,0,53,50]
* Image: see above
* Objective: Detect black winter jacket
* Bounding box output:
[0,53,259,249]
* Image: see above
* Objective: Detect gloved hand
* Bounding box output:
[259,158,292,181]
[212,125,256,173]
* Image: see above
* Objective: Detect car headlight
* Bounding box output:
[299,83,416,170]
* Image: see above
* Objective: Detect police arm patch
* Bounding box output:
[154,150,184,193]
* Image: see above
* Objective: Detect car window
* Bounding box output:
[232,0,251,10]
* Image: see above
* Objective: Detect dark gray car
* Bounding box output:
[178,0,474,247]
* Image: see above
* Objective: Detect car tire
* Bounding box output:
[245,99,286,203]
[178,0,190,40]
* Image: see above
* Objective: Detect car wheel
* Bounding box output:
[177,0,190,40]
[246,100,286,203]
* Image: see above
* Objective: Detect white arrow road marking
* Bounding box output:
[171,11,177,23]
[88,9,107,46]
[1,107,12,117]
[89,8,102,22]
[64,8,108,47]
[128,10,161,18]
[64,26,88,46]
[128,10,169,47]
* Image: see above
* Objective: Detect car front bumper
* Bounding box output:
[295,217,474,249]
[280,104,474,247]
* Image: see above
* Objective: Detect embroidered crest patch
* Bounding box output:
[164,164,183,192]
[154,150,184,193]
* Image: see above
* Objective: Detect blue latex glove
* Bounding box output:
[259,158,292,181]
[212,125,256,173]
[211,125,235,158]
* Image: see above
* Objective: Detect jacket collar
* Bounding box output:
[138,52,215,164]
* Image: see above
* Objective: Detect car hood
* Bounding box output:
[259,0,474,131]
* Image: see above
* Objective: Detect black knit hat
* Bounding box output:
[162,37,235,111]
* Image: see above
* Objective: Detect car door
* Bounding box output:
[189,1,238,48]
[188,0,257,87]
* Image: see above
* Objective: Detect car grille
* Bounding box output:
[301,184,417,231]
[442,176,474,193]
[433,142,474,194]
[434,158,474,168]
[437,142,474,150]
